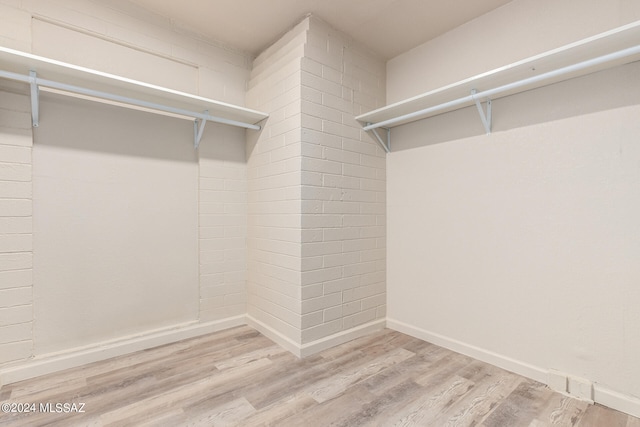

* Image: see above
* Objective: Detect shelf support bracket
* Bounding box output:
[194,110,208,149]
[29,70,39,128]
[367,123,390,153]
[471,89,491,134]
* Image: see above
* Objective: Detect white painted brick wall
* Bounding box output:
[2,2,386,362]
[0,0,255,368]
[198,124,248,322]
[0,85,33,365]
[245,20,308,344]
[299,17,386,344]
[246,15,386,350]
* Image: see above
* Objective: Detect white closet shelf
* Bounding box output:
[0,46,268,148]
[356,20,640,149]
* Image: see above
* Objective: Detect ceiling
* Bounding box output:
[126,0,512,60]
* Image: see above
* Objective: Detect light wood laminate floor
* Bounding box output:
[0,326,638,426]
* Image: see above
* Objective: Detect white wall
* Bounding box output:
[387,0,640,103]
[386,0,640,417]
[0,0,253,379]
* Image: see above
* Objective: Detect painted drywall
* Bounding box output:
[387,0,640,103]
[385,0,640,415]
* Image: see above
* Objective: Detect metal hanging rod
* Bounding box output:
[0,68,262,148]
[363,44,640,133]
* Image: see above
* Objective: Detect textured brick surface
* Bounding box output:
[298,17,386,344]
[198,125,249,322]
[0,0,254,368]
[1,3,387,364]
[246,19,308,344]
[246,16,386,348]
[0,88,33,366]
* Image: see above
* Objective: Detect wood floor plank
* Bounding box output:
[232,393,317,427]
[278,383,379,427]
[530,393,589,426]
[414,351,475,388]
[243,349,381,410]
[337,378,426,426]
[576,403,632,427]
[99,358,271,425]
[222,352,330,410]
[479,380,557,427]
[8,376,88,401]
[360,353,438,396]
[0,326,638,426]
[430,369,524,427]
[628,414,640,427]
[307,347,415,403]
[182,397,256,427]
[384,375,476,426]
[213,344,287,370]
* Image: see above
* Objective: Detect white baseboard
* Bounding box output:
[387,318,640,419]
[246,315,303,357]
[299,319,386,358]
[0,315,385,388]
[0,315,246,387]
[5,314,637,419]
[594,383,640,419]
[387,318,548,383]
[247,315,386,358]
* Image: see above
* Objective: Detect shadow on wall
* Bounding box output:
[390,61,640,152]
[198,121,251,164]
[34,91,197,163]
[33,90,255,164]
[243,118,268,163]
[0,80,32,134]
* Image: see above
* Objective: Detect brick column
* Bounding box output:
[246,16,387,356]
